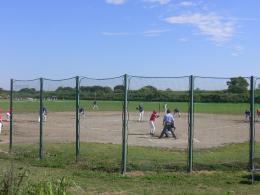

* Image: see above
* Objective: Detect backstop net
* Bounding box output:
[193,76,250,171]
[255,77,260,168]
[12,79,41,150]
[127,76,190,172]
[79,76,124,172]
[42,77,76,146]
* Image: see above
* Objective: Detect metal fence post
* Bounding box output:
[121,74,128,174]
[249,76,255,171]
[39,78,44,159]
[9,79,14,153]
[188,75,194,172]
[76,76,80,162]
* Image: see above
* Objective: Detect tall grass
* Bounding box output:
[1,143,260,194]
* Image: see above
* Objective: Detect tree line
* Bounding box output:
[2,77,260,103]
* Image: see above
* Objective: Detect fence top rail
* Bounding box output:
[80,75,124,81]
[14,78,41,82]
[12,75,260,82]
[129,75,190,79]
[195,76,250,80]
[43,76,77,81]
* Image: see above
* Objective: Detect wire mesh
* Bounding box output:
[127,76,190,172]
[255,77,260,168]
[5,74,259,173]
[0,85,10,149]
[79,76,124,171]
[42,77,76,144]
[193,76,250,171]
[11,79,41,150]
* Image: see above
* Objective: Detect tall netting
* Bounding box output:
[12,79,41,149]
[255,77,260,168]
[127,76,190,172]
[79,76,124,171]
[42,77,76,145]
[193,77,250,171]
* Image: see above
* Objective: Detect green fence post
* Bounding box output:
[76,76,80,162]
[121,74,128,175]
[188,75,194,172]
[39,78,44,159]
[249,76,255,171]
[9,79,14,153]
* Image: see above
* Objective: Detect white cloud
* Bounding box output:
[164,13,236,44]
[231,45,244,56]
[102,32,131,36]
[106,0,126,5]
[178,37,188,42]
[143,0,171,5]
[102,29,171,37]
[143,29,171,36]
[179,1,195,7]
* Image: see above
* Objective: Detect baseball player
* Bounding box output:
[38,107,47,122]
[173,108,181,118]
[93,100,99,110]
[149,110,159,135]
[79,107,85,117]
[136,104,144,122]
[257,108,260,121]
[6,109,12,122]
[159,109,176,139]
[245,109,250,121]
[0,113,3,134]
[164,103,168,114]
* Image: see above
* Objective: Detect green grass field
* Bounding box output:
[1,143,260,194]
[1,99,260,193]
[0,99,259,114]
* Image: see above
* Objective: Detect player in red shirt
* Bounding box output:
[149,110,159,136]
[257,108,260,121]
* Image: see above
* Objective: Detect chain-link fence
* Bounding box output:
[79,76,124,171]
[126,76,190,172]
[43,77,76,145]
[6,75,260,174]
[12,79,41,151]
[254,77,260,168]
[193,77,250,171]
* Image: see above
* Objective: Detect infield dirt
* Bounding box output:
[1,111,259,149]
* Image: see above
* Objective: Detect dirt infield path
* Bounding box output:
[0,111,259,149]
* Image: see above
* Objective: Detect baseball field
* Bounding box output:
[1,100,260,193]
[0,100,259,148]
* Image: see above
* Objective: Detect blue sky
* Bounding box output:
[0,0,259,89]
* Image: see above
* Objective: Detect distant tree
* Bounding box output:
[227,77,249,93]
[19,88,37,93]
[55,87,74,92]
[140,86,157,91]
[114,85,124,92]
[138,86,158,101]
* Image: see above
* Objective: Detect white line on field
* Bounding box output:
[110,130,120,132]
[90,127,102,130]
[148,138,160,143]
[200,124,247,131]
[193,138,200,143]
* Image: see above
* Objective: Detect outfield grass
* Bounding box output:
[0,99,259,114]
[1,142,260,194]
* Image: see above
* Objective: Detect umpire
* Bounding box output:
[159,109,176,139]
